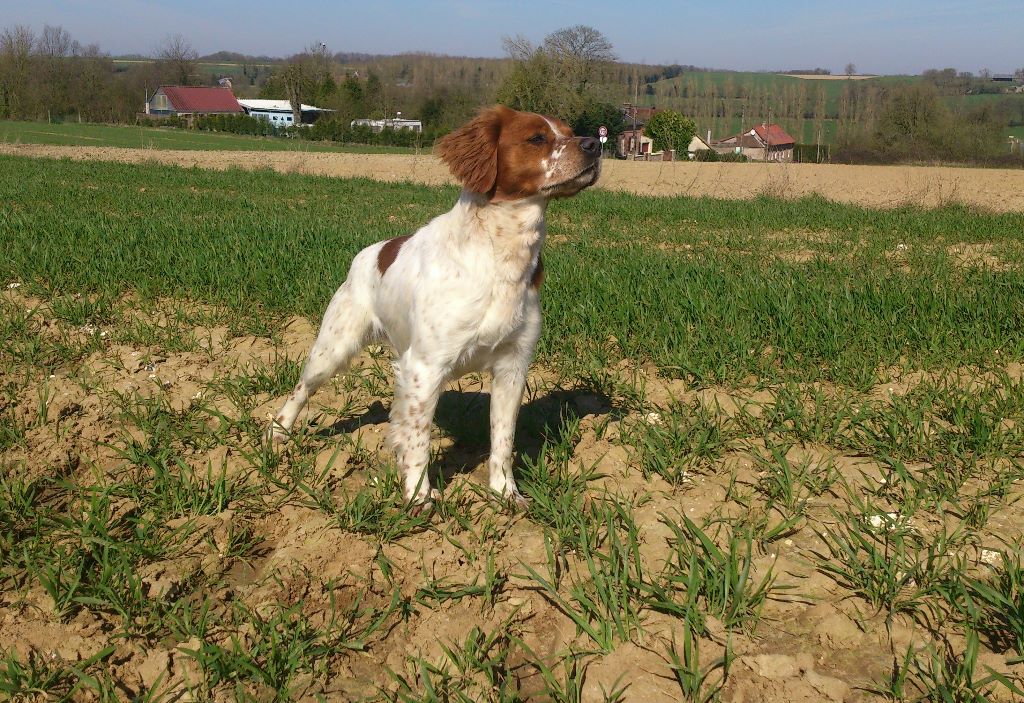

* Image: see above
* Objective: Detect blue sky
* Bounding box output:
[6,0,1021,74]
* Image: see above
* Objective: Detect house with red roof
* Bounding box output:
[145,86,243,123]
[713,123,797,162]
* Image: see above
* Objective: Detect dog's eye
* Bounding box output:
[527,134,547,145]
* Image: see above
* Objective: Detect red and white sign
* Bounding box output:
[598,125,608,137]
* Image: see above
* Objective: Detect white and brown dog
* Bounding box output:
[269,105,601,511]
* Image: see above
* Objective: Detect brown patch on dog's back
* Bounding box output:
[377,235,412,275]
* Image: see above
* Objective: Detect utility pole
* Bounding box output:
[630,80,638,158]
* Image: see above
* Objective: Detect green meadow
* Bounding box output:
[0,120,419,154]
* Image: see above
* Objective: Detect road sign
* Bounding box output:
[598,125,608,138]
[599,136,608,144]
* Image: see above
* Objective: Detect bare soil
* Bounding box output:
[4,143,1024,211]
[3,288,1023,701]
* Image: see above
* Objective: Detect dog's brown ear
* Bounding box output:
[435,105,509,194]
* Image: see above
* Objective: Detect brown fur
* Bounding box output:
[436,105,580,200]
[377,235,412,275]
[434,107,505,194]
[530,256,544,289]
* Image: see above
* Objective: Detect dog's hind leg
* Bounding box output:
[268,282,372,443]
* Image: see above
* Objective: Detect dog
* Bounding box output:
[268,105,601,512]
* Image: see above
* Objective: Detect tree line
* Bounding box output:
[1,22,1019,165]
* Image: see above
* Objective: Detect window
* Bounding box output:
[286,116,292,122]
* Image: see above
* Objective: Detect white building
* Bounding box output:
[237,99,331,127]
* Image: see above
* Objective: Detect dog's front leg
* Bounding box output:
[488,349,532,510]
[389,353,445,512]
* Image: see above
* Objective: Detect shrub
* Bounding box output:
[644,110,697,154]
[717,152,749,163]
[195,113,277,137]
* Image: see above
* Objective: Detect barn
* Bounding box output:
[713,123,797,162]
[145,86,243,122]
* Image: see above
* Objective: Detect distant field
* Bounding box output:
[647,71,1023,145]
[782,73,877,80]
[647,70,883,113]
[112,58,276,79]
[0,120,419,154]
[7,141,1024,211]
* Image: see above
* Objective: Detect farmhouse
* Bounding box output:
[617,127,656,158]
[617,128,714,160]
[145,86,242,121]
[237,99,331,127]
[350,118,423,133]
[713,123,796,162]
[687,133,714,157]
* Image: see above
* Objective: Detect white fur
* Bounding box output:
[269,192,549,507]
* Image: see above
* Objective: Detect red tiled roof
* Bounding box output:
[160,86,242,114]
[752,123,796,146]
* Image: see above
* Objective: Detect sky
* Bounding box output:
[5,0,1022,75]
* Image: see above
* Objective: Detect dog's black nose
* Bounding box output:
[578,137,600,155]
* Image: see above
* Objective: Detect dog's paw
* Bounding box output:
[264,426,289,446]
[407,499,434,517]
[264,414,291,446]
[491,488,528,513]
[507,490,529,512]
[406,489,440,517]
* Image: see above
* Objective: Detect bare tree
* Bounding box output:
[543,24,616,95]
[282,42,333,125]
[845,62,857,77]
[0,25,36,118]
[501,35,535,63]
[38,24,74,59]
[36,25,78,118]
[156,34,198,85]
[543,25,616,65]
[497,25,616,122]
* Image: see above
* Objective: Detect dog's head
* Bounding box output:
[436,105,601,201]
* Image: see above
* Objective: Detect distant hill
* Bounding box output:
[198,51,279,64]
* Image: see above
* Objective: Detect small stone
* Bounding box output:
[137,649,170,691]
[747,653,800,679]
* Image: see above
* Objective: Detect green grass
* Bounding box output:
[4,154,1023,389]
[0,119,419,154]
